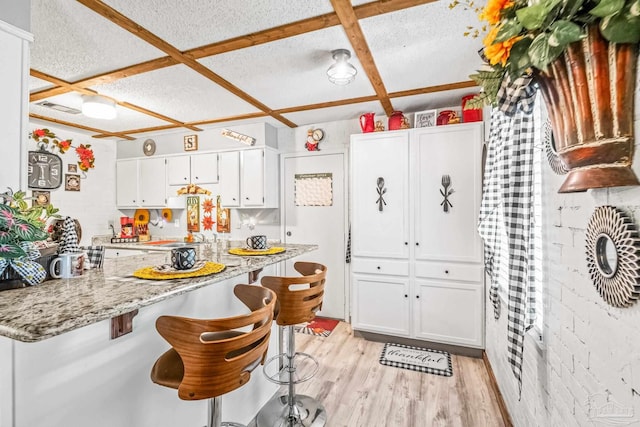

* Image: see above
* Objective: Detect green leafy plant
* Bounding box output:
[0,189,58,260]
[452,0,640,107]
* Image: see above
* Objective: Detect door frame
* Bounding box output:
[280,148,350,321]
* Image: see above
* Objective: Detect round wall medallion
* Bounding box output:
[543,119,568,175]
[585,206,640,307]
[143,139,156,156]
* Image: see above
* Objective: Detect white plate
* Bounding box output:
[152,261,206,274]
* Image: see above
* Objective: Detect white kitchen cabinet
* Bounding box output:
[350,123,484,349]
[167,153,218,186]
[116,157,166,208]
[351,132,409,259]
[352,274,410,337]
[240,148,278,208]
[218,151,240,207]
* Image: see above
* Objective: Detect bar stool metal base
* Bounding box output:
[256,394,327,427]
[207,396,246,427]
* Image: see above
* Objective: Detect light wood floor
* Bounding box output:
[262,322,506,427]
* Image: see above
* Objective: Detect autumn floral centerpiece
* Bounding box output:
[454,0,639,107]
[0,189,59,286]
[30,128,95,172]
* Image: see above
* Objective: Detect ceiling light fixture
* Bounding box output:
[81,95,117,120]
[327,48,357,85]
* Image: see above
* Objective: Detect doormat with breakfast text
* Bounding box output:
[294,317,339,337]
[380,343,452,377]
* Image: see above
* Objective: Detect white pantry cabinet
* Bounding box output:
[116,158,166,208]
[350,123,485,349]
[166,152,218,186]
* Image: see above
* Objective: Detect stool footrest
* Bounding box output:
[263,352,319,385]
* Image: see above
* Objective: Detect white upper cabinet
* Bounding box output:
[240,148,278,208]
[351,132,410,259]
[167,153,218,186]
[116,157,166,208]
[218,151,240,207]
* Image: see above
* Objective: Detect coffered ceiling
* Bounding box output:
[28,0,483,140]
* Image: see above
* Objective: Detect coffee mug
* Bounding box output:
[50,253,85,279]
[246,235,268,250]
[171,247,196,270]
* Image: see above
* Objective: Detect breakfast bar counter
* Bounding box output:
[0,243,317,343]
[0,243,317,427]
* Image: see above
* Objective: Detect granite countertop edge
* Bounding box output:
[0,243,318,343]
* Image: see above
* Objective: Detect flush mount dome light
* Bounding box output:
[81,95,117,120]
[327,48,357,85]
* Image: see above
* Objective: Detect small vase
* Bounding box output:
[536,25,639,193]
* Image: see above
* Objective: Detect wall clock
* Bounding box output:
[28,151,63,190]
[143,139,156,156]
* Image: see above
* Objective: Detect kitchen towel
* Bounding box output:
[82,246,105,269]
[58,217,81,254]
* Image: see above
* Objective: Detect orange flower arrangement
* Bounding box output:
[482,26,522,67]
[30,129,95,172]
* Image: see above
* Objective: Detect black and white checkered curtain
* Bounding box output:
[478,104,536,396]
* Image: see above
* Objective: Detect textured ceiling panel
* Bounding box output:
[199,26,375,110]
[102,0,335,51]
[360,2,482,93]
[90,64,261,123]
[29,93,169,133]
[29,76,54,92]
[30,0,164,82]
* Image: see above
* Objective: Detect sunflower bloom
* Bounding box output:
[479,0,514,25]
[483,26,521,66]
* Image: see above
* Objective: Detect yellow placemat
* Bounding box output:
[228,247,286,256]
[133,262,226,280]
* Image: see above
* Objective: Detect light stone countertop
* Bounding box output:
[0,243,317,343]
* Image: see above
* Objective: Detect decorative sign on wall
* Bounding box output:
[65,174,80,191]
[440,174,453,212]
[585,206,640,308]
[221,129,256,146]
[294,173,333,206]
[184,135,198,152]
[376,177,387,211]
[186,196,200,232]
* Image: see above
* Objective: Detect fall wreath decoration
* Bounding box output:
[30,129,96,172]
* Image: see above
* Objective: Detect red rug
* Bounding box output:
[295,317,339,337]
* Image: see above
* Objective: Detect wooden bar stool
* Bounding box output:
[150,284,277,427]
[257,261,327,427]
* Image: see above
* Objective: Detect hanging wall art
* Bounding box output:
[585,206,640,308]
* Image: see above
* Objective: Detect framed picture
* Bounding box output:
[414,109,437,128]
[32,190,50,207]
[65,174,81,191]
[184,135,198,151]
[67,164,78,173]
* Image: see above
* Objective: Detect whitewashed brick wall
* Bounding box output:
[486,59,640,426]
[27,122,119,246]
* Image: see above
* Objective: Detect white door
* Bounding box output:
[283,152,346,320]
[218,151,240,207]
[242,149,265,207]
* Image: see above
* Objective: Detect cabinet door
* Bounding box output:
[242,149,264,207]
[413,279,484,348]
[351,132,409,259]
[218,151,240,207]
[138,157,166,206]
[412,123,483,263]
[191,153,218,184]
[116,159,138,207]
[352,273,410,337]
[166,156,190,186]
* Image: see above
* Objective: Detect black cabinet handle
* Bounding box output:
[376,266,381,270]
[445,270,449,274]
[415,242,420,246]
[404,242,408,245]
[416,295,420,299]
[404,294,408,298]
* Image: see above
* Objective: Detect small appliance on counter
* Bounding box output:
[111,217,139,243]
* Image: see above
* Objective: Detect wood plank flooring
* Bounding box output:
[258,322,506,427]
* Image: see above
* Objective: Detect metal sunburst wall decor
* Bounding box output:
[585,206,640,308]
[544,118,569,175]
